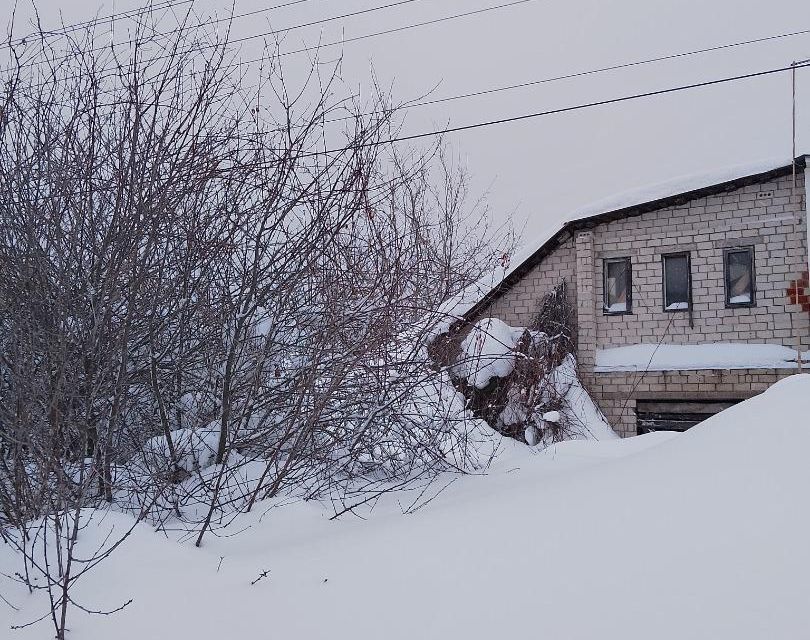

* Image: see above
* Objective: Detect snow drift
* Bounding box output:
[5,375,810,639]
[451,317,616,445]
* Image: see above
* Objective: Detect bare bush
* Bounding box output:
[449,282,581,443]
[0,10,510,637]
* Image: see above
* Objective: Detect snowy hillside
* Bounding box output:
[4,375,810,639]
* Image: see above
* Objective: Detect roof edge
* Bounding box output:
[461,155,807,323]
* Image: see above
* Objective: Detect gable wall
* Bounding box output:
[474,233,578,328]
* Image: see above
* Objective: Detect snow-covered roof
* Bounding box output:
[454,154,808,323]
[561,157,802,224]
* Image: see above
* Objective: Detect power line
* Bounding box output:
[13,0,540,91]
[95,3,801,95]
[1,60,806,201]
[291,60,810,157]
[17,25,810,154]
[231,28,810,133]
[4,0,195,49]
[275,0,537,59]
[6,0,334,52]
[16,0,431,70]
[314,26,810,126]
[130,0,538,71]
[13,24,810,138]
[214,0,536,55]
[210,26,810,135]
[390,28,810,112]
[11,8,810,133]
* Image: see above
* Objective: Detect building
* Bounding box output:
[454,156,810,437]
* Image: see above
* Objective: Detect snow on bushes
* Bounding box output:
[335,364,502,479]
[407,371,502,469]
[496,351,616,446]
[452,317,528,389]
[449,307,616,446]
[142,424,221,474]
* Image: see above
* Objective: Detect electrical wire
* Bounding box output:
[4,0,196,49]
[391,28,810,112]
[281,60,810,157]
[313,27,810,127]
[13,0,432,70]
[11,0,541,94]
[0,59,806,209]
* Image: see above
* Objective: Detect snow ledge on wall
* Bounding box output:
[595,342,810,372]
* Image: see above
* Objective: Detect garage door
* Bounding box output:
[635,400,741,435]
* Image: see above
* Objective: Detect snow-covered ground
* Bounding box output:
[4,375,810,639]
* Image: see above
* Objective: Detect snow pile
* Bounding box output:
[450,318,616,446]
[501,354,617,446]
[141,424,221,473]
[596,342,810,372]
[451,317,527,389]
[547,354,618,441]
[4,375,810,639]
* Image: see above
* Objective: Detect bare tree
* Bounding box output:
[0,8,510,636]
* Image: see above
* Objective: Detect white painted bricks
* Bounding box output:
[590,171,809,355]
[466,169,809,437]
[575,231,596,369]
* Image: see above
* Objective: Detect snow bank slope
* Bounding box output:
[5,376,810,640]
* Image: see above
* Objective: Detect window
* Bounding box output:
[603,257,631,314]
[724,247,755,307]
[662,252,691,311]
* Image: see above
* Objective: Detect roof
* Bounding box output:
[460,154,809,324]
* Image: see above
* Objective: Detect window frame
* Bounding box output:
[723,246,756,308]
[661,251,692,313]
[603,256,633,315]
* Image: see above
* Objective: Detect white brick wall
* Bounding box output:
[591,171,809,352]
[575,231,596,369]
[463,169,809,437]
[481,235,578,327]
[590,369,794,437]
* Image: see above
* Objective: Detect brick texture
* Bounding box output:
[465,169,809,437]
[590,369,795,437]
[575,231,596,369]
[591,171,809,352]
[480,234,578,327]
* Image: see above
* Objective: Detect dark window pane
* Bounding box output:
[605,259,629,312]
[727,250,753,304]
[664,254,689,309]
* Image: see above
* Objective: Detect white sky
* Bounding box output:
[7,0,810,247]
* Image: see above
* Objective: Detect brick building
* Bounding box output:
[455,156,810,437]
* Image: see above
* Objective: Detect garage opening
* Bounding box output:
[635,400,742,435]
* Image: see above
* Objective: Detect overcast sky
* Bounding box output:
[7,0,810,246]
